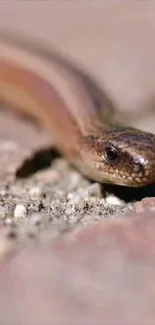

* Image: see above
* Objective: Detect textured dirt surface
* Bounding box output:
[0,110,132,242]
[0,106,155,325]
[0,110,154,244]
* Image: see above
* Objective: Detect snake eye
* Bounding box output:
[104,146,118,163]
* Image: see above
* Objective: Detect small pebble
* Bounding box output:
[79,183,102,199]
[105,194,124,206]
[66,195,87,214]
[14,204,27,219]
[29,187,43,200]
[69,171,82,190]
[67,193,74,200]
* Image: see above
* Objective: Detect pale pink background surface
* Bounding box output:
[0,1,155,130]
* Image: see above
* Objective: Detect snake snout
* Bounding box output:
[132,143,155,186]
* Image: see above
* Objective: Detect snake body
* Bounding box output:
[0,33,155,187]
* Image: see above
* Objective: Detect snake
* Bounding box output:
[0,32,155,187]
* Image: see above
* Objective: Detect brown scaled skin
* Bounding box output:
[80,128,155,187]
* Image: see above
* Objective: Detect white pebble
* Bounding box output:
[14,204,27,219]
[67,193,74,200]
[29,187,43,200]
[105,195,124,206]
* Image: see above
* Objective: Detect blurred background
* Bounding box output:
[0,1,155,131]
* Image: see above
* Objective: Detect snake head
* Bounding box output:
[80,128,155,187]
